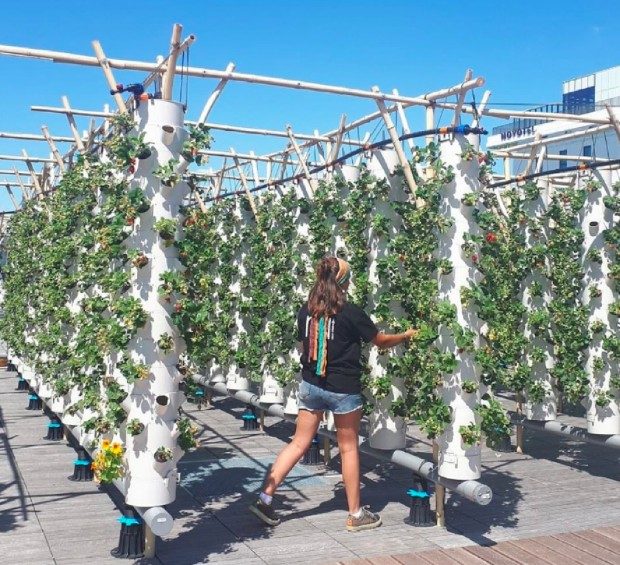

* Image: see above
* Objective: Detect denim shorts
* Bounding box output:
[298,380,363,415]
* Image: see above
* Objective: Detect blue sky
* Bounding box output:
[0,0,618,211]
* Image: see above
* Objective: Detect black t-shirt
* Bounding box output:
[297,302,379,394]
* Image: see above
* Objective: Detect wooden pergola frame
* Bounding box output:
[0,23,618,210]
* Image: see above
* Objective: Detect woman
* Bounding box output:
[249,256,416,532]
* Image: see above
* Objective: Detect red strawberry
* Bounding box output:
[471,254,479,263]
[485,232,497,244]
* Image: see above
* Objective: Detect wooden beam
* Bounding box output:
[1,42,483,107]
[535,146,547,174]
[605,103,620,144]
[214,157,227,198]
[13,168,31,200]
[198,62,236,123]
[248,151,261,186]
[471,90,491,129]
[41,126,65,169]
[21,150,42,195]
[61,96,85,152]
[372,86,417,198]
[523,132,542,176]
[142,34,196,92]
[354,132,371,167]
[451,69,473,128]
[5,185,19,209]
[230,149,259,219]
[392,88,415,152]
[161,23,183,100]
[91,40,128,113]
[328,114,347,169]
[286,125,313,192]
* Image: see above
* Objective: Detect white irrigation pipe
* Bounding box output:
[196,378,493,506]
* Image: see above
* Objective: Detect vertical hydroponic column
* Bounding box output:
[226,197,251,392]
[123,99,188,507]
[524,178,557,421]
[584,169,620,434]
[436,135,482,480]
[366,149,407,450]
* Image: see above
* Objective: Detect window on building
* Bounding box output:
[583,145,592,157]
[559,149,568,169]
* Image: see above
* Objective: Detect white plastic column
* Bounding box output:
[524,177,557,420]
[584,170,620,434]
[366,149,407,450]
[226,198,251,392]
[436,136,482,480]
[123,99,188,507]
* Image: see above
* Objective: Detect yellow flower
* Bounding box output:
[111,442,123,455]
[102,438,111,449]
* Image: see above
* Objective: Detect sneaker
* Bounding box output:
[249,499,281,526]
[346,506,382,532]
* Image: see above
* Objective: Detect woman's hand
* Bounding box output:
[403,328,419,341]
[372,328,418,348]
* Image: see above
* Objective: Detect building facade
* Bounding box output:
[486,66,620,175]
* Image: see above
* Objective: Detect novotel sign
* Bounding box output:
[500,125,535,141]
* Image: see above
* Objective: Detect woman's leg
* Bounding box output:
[333,408,362,514]
[262,409,323,496]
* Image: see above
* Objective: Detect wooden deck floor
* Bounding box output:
[1,368,619,564]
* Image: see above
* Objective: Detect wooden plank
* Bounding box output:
[509,538,582,565]
[556,532,618,563]
[436,547,488,564]
[464,545,521,565]
[594,526,620,543]
[411,549,462,565]
[575,529,620,553]
[534,535,607,564]
[494,541,556,564]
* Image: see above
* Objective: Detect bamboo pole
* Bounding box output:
[142,34,195,92]
[197,62,236,123]
[1,181,34,189]
[372,86,418,198]
[231,149,259,219]
[0,155,55,163]
[523,133,542,176]
[161,24,183,101]
[286,126,313,193]
[201,149,296,165]
[516,392,524,454]
[41,126,65,169]
[327,114,347,169]
[535,146,547,174]
[451,69,473,128]
[248,151,261,186]
[471,90,491,129]
[425,105,435,146]
[91,40,128,113]
[0,169,30,175]
[392,89,415,152]
[4,185,19,209]
[604,104,620,143]
[21,150,42,195]
[495,151,606,163]
[354,132,371,167]
[0,42,482,106]
[0,131,73,142]
[215,157,227,198]
[432,441,446,527]
[61,96,85,152]
[13,168,31,200]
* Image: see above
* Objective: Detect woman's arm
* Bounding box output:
[371,328,418,349]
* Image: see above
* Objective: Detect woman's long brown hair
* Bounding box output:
[308,257,346,318]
